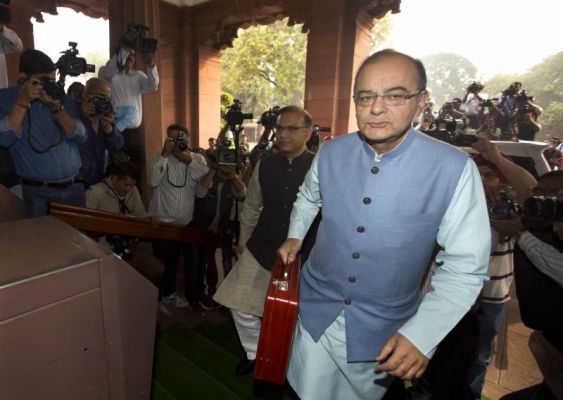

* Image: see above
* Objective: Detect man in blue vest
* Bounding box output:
[278,49,490,399]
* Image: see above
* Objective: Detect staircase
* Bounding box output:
[151,320,295,400]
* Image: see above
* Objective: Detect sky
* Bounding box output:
[31,1,563,84]
[384,0,563,79]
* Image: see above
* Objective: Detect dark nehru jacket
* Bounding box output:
[246,150,316,271]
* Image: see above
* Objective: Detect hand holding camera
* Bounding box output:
[100,109,116,134]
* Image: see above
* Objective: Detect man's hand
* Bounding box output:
[100,110,116,134]
[277,238,303,264]
[375,332,428,380]
[235,244,245,258]
[173,149,193,164]
[144,52,156,68]
[217,165,236,180]
[472,137,503,164]
[16,77,42,105]
[161,137,176,157]
[490,217,525,237]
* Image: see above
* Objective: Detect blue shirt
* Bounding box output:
[0,85,86,181]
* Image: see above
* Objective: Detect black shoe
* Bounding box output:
[199,296,220,311]
[235,357,256,375]
[189,301,207,316]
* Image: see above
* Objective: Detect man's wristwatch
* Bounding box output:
[51,104,65,114]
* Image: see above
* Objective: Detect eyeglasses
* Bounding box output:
[274,125,311,134]
[354,90,424,107]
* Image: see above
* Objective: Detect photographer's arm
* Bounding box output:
[3,79,39,136]
[518,231,563,287]
[472,138,537,200]
[49,96,86,142]
[98,47,130,81]
[140,54,159,93]
[0,25,23,54]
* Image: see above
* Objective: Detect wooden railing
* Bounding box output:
[49,202,220,246]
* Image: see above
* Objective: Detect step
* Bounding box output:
[152,338,244,400]
[157,323,255,399]
[192,319,244,359]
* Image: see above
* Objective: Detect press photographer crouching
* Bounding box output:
[511,90,543,141]
[490,171,563,400]
[0,49,87,217]
[77,77,124,187]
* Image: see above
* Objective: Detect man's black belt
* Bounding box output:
[21,176,80,189]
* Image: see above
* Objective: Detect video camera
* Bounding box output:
[125,23,158,54]
[226,99,253,129]
[56,42,95,77]
[259,106,280,129]
[0,0,11,25]
[207,137,238,166]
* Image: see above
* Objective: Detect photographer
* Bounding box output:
[0,49,86,217]
[0,6,23,89]
[511,91,542,141]
[98,24,159,166]
[463,82,484,130]
[77,77,124,187]
[494,171,563,400]
[439,98,465,120]
[149,124,209,314]
[498,82,522,131]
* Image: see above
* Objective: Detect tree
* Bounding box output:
[541,102,563,137]
[522,52,563,108]
[420,53,479,107]
[221,18,307,117]
[370,12,394,52]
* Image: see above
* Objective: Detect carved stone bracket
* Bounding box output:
[25,0,108,23]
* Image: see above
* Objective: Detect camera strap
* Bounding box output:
[165,162,188,188]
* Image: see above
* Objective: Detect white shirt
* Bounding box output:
[148,153,208,225]
[98,48,159,129]
[0,26,23,89]
[518,231,563,288]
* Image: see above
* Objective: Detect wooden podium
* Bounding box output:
[0,215,158,399]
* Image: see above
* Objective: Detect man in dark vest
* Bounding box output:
[213,105,317,375]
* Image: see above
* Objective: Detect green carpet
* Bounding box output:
[152,320,295,400]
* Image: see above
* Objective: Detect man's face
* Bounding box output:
[111,175,137,196]
[275,111,312,157]
[354,56,427,153]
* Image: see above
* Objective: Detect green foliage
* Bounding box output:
[484,73,521,99]
[220,92,235,124]
[221,18,307,117]
[421,53,479,106]
[541,102,563,137]
[523,52,563,108]
[371,13,394,52]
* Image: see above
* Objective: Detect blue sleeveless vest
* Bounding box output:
[299,129,469,362]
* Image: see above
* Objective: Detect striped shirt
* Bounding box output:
[481,230,515,303]
[148,152,208,225]
[518,231,563,288]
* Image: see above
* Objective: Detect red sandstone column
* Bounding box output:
[195,44,221,147]
[107,0,163,202]
[304,0,374,135]
[5,2,35,86]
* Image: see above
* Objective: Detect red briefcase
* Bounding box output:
[254,255,301,384]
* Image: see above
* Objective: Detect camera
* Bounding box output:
[37,76,66,102]
[56,42,95,77]
[226,100,253,129]
[467,81,484,93]
[89,94,113,117]
[207,137,238,166]
[488,190,520,220]
[175,130,189,151]
[259,106,280,129]
[0,0,11,25]
[424,118,477,147]
[106,235,133,261]
[521,195,563,228]
[126,23,158,53]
